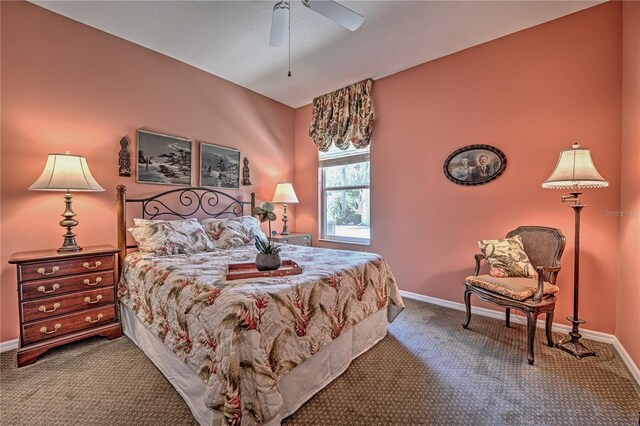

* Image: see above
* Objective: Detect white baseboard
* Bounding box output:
[610,335,640,387]
[399,290,640,385]
[0,339,18,353]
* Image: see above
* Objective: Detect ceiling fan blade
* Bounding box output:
[302,0,364,31]
[270,1,289,47]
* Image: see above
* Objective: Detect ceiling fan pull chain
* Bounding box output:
[288,0,292,77]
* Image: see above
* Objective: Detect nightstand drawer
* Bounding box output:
[22,305,116,345]
[271,234,311,247]
[277,235,311,246]
[21,287,115,323]
[19,255,114,282]
[20,271,114,301]
[293,241,312,246]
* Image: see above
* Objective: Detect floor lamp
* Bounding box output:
[542,144,608,358]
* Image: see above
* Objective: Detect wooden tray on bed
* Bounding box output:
[226,260,303,280]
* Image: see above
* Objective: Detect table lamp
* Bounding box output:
[272,182,299,235]
[29,152,105,252]
[542,143,608,359]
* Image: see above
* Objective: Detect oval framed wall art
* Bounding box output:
[443,144,507,186]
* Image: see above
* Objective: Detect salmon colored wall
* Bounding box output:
[1,1,633,357]
[0,2,294,342]
[295,3,622,334]
[616,1,640,367]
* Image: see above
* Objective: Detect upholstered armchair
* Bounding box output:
[463,226,566,365]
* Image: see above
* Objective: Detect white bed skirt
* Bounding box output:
[121,303,389,425]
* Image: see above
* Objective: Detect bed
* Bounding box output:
[115,185,404,426]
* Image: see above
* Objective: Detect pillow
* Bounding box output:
[478,235,536,278]
[133,218,196,226]
[128,219,215,255]
[238,216,267,241]
[201,216,267,249]
[204,219,251,249]
[133,218,160,226]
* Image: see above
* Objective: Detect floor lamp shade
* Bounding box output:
[542,144,608,189]
[542,143,607,360]
[29,153,104,252]
[272,182,298,235]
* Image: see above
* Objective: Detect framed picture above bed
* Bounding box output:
[199,142,240,189]
[443,144,507,186]
[136,130,193,186]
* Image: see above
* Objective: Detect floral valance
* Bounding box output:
[309,78,374,152]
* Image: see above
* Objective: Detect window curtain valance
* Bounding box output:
[309,78,374,152]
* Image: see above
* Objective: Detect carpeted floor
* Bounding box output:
[1,298,638,425]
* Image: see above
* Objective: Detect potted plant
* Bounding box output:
[253,202,282,271]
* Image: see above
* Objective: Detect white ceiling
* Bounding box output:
[31,1,604,108]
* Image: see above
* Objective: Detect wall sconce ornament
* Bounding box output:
[242,157,253,186]
[118,136,131,177]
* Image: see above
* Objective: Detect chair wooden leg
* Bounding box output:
[526,312,538,365]
[545,311,554,347]
[463,289,472,329]
[505,308,511,328]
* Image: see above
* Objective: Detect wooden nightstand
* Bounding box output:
[270,233,312,247]
[9,245,123,367]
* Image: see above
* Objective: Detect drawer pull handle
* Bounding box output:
[83,277,102,286]
[85,314,104,324]
[83,261,102,270]
[84,295,103,304]
[40,324,61,334]
[37,266,60,276]
[38,302,61,313]
[37,283,60,294]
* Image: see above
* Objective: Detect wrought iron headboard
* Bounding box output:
[116,185,256,270]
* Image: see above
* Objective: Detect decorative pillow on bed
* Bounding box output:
[128,219,215,255]
[478,235,536,278]
[201,216,266,249]
[133,218,160,226]
[239,216,267,241]
[133,218,197,226]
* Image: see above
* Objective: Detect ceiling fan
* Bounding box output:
[270,0,365,47]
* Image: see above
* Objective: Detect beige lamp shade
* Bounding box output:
[272,182,299,204]
[29,153,104,192]
[542,144,608,189]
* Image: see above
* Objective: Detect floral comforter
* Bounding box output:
[118,244,403,425]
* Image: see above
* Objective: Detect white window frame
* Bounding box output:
[319,146,370,245]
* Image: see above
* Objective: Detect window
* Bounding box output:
[319,145,370,245]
